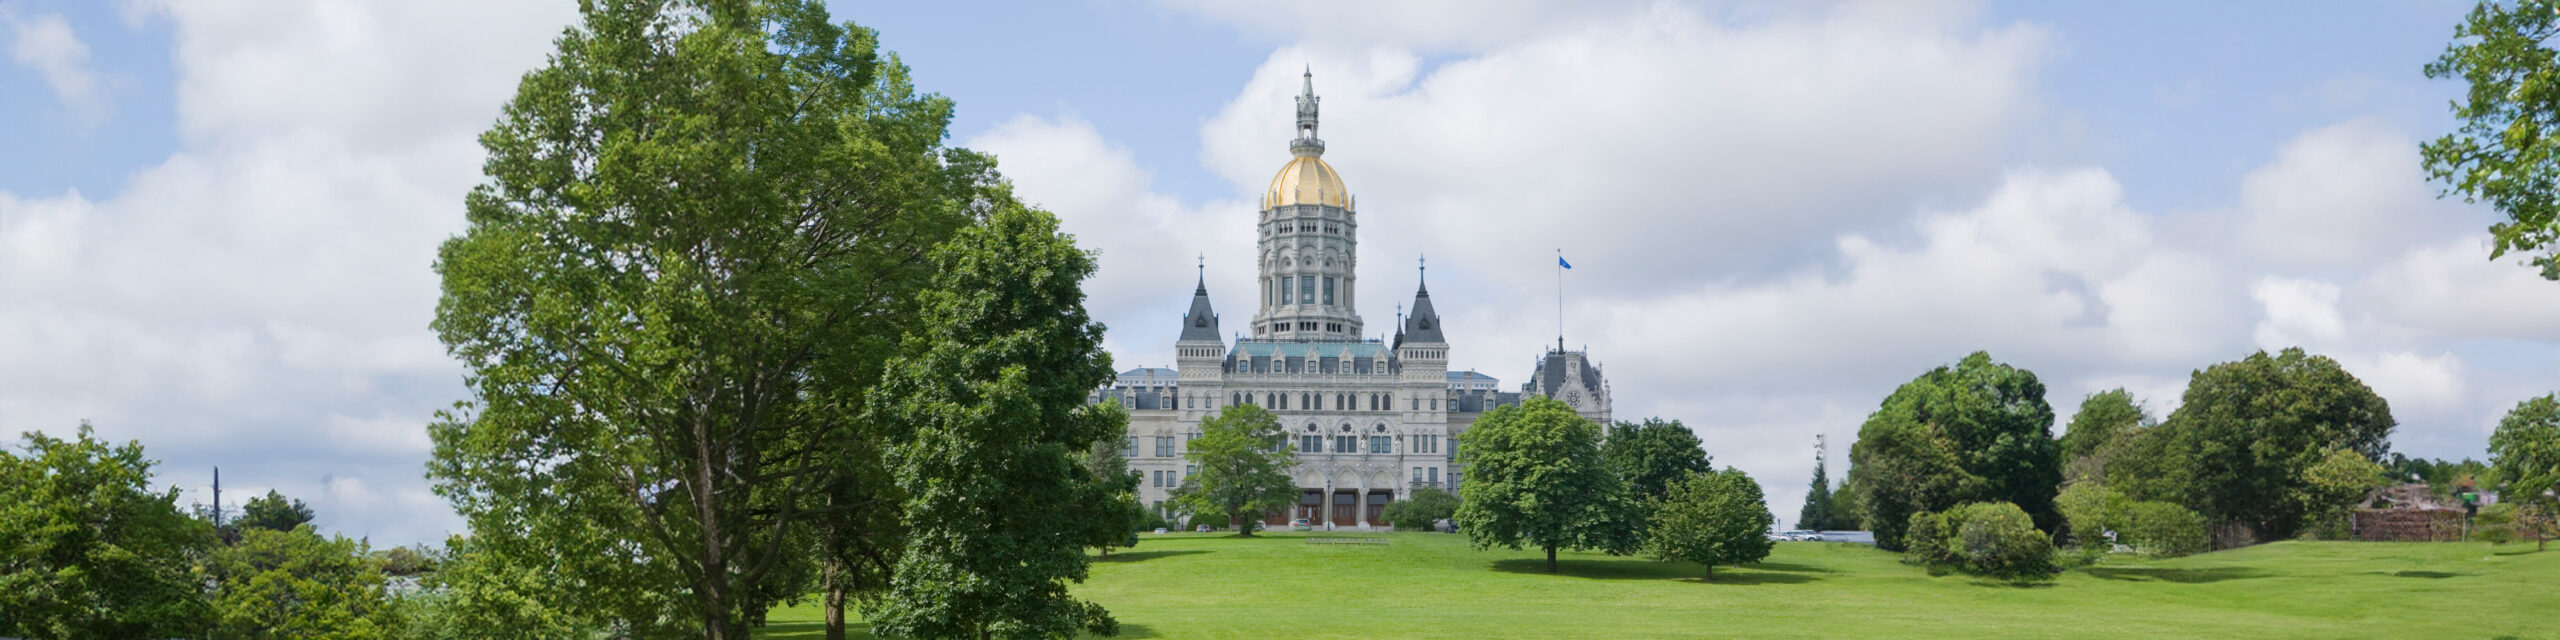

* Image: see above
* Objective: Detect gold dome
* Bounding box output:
[1264,154,1351,210]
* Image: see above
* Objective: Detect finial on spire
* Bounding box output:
[1292,67,1325,157]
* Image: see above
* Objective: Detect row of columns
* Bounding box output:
[1307,484,1399,530]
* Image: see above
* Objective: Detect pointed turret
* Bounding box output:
[1403,259,1444,344]
[1180,267,1220,342]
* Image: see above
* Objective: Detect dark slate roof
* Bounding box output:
[1446,371,1499,386]
[1224,340,1393,360]
[1532,350,1603,397]
[1179,274,1221,342]
[1115,367,1179,384]
[1403,279,1445,344]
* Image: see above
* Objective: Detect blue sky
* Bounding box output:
[4,0,2552,544]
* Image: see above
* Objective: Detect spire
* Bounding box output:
[1404,257,1444,344]
[1292,67,1325,157]
[1180,263,1220,342]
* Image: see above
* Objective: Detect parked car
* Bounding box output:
[1153,528,1168,534]
[1195,524,1213,533]
[1290,518,1313,531]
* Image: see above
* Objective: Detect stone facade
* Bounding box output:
[1093,70,1606,530]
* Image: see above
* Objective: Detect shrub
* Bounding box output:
[1384,487,1461,532]
[1904,502,2058,583]
[2056,481,2130,553]
[2471,503,2519,544]
[1903,510,1951,567]
[1955,502,2059,582]
[2123,501,2208,557]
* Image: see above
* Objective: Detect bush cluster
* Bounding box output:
[2123,501,2209,557]
[1903,501,2059,583]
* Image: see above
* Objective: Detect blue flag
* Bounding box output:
[1559,255,1572,269]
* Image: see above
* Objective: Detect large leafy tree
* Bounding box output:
[1602,417,1710,504]
[0,425,215,640]
[860,206,1124,640]
[1847,352,2062,550]
[1170,404,1297,535]
[1649,468,1775,581]
[211,526,396,640]
[425,0,987,636]
[238,489,316,533]
[2134,348,2396,542]
[1457,396,1639,573]
[2061,389,2148,464]
[2424,0,2560,280]
[1075,402,1147,556]
[2490,393,2560,550]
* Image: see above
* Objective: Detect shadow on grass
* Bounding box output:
[2379,569,2469,579]
[1488,558,1823,584]
[1684,570,1820,585]
[753,622,1157,639]
[1094,549,1210,563]
[1744,561,1831,573]
[754,621,864,640]
[2083,566,2264,584]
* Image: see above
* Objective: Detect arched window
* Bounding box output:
[1233,392,1242,406]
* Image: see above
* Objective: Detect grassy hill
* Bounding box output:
[756,532,2557,639]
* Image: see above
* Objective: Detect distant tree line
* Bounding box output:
[1803,345,2560,582]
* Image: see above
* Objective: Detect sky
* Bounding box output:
[2,0,2554,545]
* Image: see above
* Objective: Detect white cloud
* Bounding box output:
[2353,236,2560,342]
[2232,120,2458,270]
[1193,0,2052,293]
[5,9,108,123]
[2345,351,2466,414]
[0,0,578,546]
[2250,276,2347,350]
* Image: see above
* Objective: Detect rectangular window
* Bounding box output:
[1124,437,1137,457]
[1430,398,1439,411]
[1300,277,1315,305]
[1301,435,1321,452]
[1413,467,1423,483]
[1156,437,1174,457]
[1186,465,1197,478]
[1429,467,1440,484]
[1323,277,1335,305]
[1410,397,1418,411]
[1335,435,1355,453]
[1280,276,1293,304]
[1371,436,1391,454]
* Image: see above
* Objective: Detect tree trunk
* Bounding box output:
[1704,564,1714,582]
[1545,546,1558,573]
[1235,510,1252,537]
[824,554,847,640]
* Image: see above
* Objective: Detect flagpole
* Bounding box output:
[1556,248,1564,353]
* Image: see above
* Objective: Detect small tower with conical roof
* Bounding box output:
[1176,257,1226,415]
[1399,258,1449,420]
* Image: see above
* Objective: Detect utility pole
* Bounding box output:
[211,466,223,527]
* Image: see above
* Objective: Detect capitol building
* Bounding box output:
[1099,71,1613,530]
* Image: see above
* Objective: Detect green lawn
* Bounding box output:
[756,533,2559,639]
